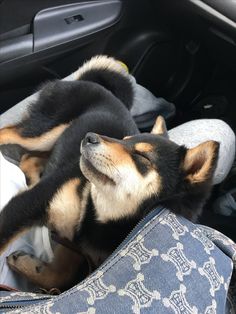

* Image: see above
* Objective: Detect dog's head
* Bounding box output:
[80,117,219,221]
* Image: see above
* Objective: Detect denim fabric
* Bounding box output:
[0,208,235,314]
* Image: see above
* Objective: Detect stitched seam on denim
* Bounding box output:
[11,209,168,311]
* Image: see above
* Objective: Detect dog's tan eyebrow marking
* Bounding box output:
[0,123,69,151]
[135,143,153,153]
[123,135,132,140]
[103,141,133,165]
[47,178,89,240]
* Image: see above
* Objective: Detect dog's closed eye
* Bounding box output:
[134,151,151,163]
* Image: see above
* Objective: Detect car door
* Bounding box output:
[0,0,179,114]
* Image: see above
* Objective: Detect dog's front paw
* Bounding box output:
[7,250,45,278]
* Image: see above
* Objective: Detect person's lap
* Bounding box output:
[0,69,235,312]
[0,117,235,292]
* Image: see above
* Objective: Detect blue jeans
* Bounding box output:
[0,207,235,313]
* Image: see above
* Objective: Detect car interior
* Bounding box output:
[1,0,236,243]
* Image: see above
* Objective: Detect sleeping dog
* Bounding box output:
[0,56,219,290]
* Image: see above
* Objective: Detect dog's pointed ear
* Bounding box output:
[151,116,168,137]
[183,141,219,184]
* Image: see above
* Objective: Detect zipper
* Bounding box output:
[0,206,165,311]
[104,206,165,261]
[0,295,52,311]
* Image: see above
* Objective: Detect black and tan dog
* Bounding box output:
[0,56,219,291]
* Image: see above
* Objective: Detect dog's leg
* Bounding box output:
[0,123,69,151]
[19,152,49,186]
[7,244,87,290]
[0,175,59,255]
[0,175,89,255]
[0,186,47,255]
[47,178,90,240]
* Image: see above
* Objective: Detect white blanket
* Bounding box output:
[0,152,53,291]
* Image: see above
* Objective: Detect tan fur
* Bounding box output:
[81,136,162,223]
[74,55,129,80]
[151,115,167,136]
[19,153,48,186]
[76,182,91,231]
[103,141,133,165]
[47,179,89,240]
[7,245,85,290]
[80,139,135,187]
[91,168,161,223]
[0,228,29,255]
[135,143,153,153]
[183,141,218,183]
[0,124,69,151]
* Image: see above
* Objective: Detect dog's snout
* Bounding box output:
[84,133,101,146]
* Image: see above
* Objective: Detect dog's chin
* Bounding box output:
[80,155,116,186]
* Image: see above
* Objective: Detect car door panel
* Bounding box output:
[0,0,178,113]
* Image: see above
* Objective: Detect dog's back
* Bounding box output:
[0,56,138,253]
[43,80,138,175]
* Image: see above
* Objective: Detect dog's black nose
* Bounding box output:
[84,133,101,145]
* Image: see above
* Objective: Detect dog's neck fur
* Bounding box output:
[89,181,211,224]
[90,183,143,223]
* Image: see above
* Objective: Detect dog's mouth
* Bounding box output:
[80,154,116,186]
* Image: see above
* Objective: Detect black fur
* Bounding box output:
[78,68,134,110]
[118,133,219,221]
[0,64,139,253]
[0,58,219,289]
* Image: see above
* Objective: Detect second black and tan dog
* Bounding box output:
[0,56,219,290]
